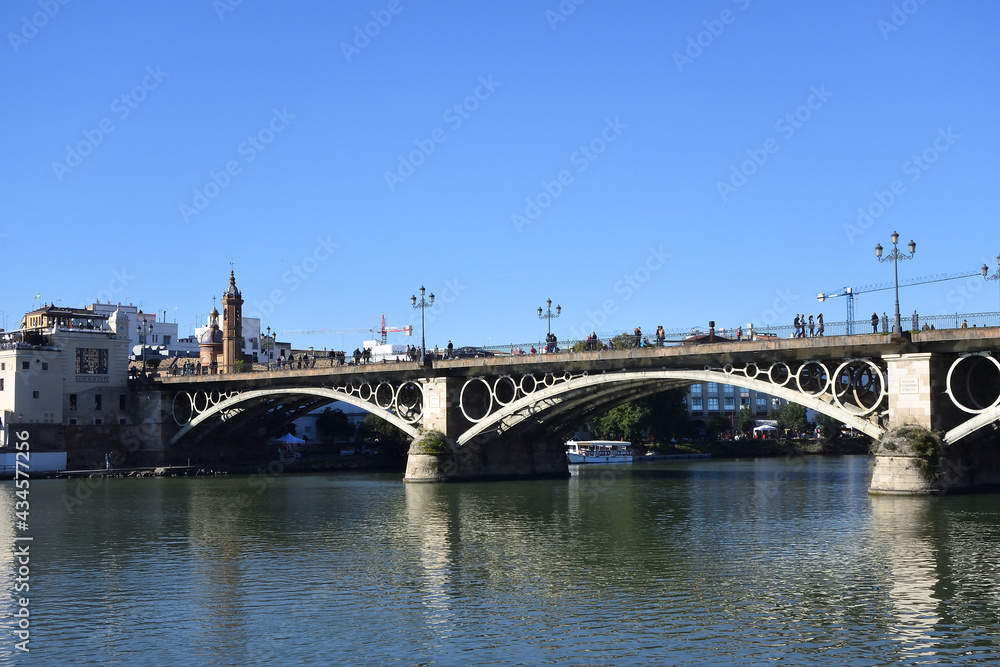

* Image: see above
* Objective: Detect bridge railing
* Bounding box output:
[132,311,1000,380]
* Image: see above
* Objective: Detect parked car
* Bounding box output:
[452,346,494,358]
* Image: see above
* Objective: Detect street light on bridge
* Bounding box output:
[983,254,1000,325]
[411,286,434,364]
[262,326,275,370]
[537,298,561,335]
[136,320,151,375]
[875,231,916,336]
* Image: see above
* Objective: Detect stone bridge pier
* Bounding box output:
[404,377,569,483]
[870,351,1000,495]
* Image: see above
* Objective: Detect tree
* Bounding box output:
[355,414,409,461]
[706,415,732,439]
[774,402,810,436]
[316,408,354,441]
[813,412,844,441]
[592,401,650,443]
[737,405,756,433]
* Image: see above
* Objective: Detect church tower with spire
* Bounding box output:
[221,270,244,372]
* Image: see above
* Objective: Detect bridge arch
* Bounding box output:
[457,368,885,446]
[168,386,420,446]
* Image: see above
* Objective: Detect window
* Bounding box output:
[69,394,77,410]
[690,384,702,396]
[163,335,171,345]
[724,384,734,395]
[33,390,39,399]
[119,418,127,425]
[22,361,29,370]
[1,363,5,370]
[94,418,103,425]
[708,398,720,411]
[119,395,127,410]
[42,362,48,371]
[0,379,4,391]
[724,397,735,411]
[707,382,718,394]
[95,394,103,410]
[756,397,767,410]
[68,418,77,425]
[691,398,703,411]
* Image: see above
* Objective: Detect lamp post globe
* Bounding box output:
[875,231,916,336]
[411,286,434,364]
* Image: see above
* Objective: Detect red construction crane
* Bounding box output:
[280,315,413,344]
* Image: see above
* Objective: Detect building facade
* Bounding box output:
[1,304,130,450]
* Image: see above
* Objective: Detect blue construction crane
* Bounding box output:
[817,271,979,334]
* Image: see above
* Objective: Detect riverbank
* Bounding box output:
[664,437,872,459]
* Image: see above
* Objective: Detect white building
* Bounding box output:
[1,304,130,447]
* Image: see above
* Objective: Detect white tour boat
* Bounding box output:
[565,440,634,464]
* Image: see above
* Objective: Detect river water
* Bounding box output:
[3,455,999,666]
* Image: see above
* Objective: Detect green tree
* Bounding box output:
[813,412,844,441]
[706,415,732,439]
[737,405,756,433]
[355,414,410,461]
[316,408,354,441]
[775,402,810,436]
[592,401,650,443]
[611,332,636,350]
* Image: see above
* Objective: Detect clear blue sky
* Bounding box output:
[3,0,999,348]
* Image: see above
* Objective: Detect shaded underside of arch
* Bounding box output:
[457,369,884,446]
[169,387,419,446]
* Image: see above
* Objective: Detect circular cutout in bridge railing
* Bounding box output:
[459,378,494,423]
[374,382,395,410]
[519,374,537,395]
[947,354,1000,413]
[832,360,885,416]
[493,376,517,406]
[767,362,791,386]
[395,382,423,423]
[172,392,194,425]
[796,361,830,396]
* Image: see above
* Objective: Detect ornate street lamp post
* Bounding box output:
[983,254,1000,326]
[411,286,434,364]
[537,298,561,336]
[263,326,275,370]
[136,320,151,375]
[875,231,916,336]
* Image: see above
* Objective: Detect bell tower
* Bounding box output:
[221,270,244,372]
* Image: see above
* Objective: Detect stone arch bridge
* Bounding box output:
[133,329,1000,494]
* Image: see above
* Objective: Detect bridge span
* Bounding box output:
[131,328,1000,494]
